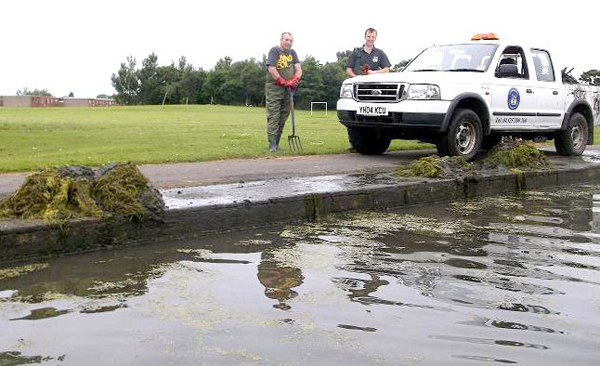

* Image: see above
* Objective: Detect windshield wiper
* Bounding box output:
[412,69,441,72]
[449,69,483,72]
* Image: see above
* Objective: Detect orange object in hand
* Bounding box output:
[285,75,300,91]
[275,76,286,86]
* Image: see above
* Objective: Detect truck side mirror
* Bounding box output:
[498,64,519,78]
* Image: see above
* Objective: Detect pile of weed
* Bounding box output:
[396,155,473,179]
[92,163,165,221]
[396,141,551,179]
[0,163,164,222]
[0,166,102,221]
[482,141,550,170]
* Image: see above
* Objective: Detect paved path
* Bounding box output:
[2,146,600,200]
[0,149,436,198]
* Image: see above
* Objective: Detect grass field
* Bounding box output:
[0,105,431,173]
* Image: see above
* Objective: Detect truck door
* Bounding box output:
[530,49,564,129]
[490,46,538,130]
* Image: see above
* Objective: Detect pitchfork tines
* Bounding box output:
[287,89,303,151]
[288,134,302,151]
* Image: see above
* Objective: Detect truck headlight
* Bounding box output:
[406,84,440,100]
[340,83,353,99]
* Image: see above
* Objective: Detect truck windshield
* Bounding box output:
[404,44,499,72]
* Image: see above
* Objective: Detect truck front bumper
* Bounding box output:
[336,99,450,129]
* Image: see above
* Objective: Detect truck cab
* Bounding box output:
[337,33,599,160]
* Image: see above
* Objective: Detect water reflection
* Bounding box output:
[0,351,66,365]
[256,247,304,310]
[338,273,389,304]
[1,185,600,365]
[10,307,71,321]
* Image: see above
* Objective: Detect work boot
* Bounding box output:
[268,135,278,152]
[275,133,285,151]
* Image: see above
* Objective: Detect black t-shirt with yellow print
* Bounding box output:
[266,46,299,82]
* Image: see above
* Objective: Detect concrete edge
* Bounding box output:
[1,164,599,264]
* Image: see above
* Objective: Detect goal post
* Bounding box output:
[310,101,328,116]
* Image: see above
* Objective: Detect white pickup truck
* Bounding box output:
[337,33,600,160]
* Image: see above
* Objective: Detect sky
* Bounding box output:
[1,0,598,98]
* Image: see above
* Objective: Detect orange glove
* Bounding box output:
[290,75,300,86]
[275,76,286,86]
[285,75,300,90]
[360,64,370,75]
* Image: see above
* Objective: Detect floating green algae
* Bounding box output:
[449,196,524,216]
[0,163,164,222]
[282,211,478,244]
[176,248,213,259]
[0,263,49,280]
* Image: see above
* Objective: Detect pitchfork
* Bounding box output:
[287,89,303,151]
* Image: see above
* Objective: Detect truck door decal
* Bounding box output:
[507,88,520,110]
[494,116,528,124]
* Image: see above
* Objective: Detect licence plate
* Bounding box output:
[357,105,388,116]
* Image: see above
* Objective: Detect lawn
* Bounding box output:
[0,105,430,173]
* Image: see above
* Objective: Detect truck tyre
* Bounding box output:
[440,108,482,161]
[348,127,391,155]
[554,112,588,156]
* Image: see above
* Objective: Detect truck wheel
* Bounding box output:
[348,127,391,155]
[554,112,588,156]
[441,108,482,161]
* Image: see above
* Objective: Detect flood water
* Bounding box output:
[1,184,600,365]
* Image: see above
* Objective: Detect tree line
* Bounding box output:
[110,51,411,109]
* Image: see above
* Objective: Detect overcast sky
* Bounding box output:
[2,0,598,98]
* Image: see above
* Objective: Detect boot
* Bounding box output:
[274,133,283,151]
[268,135,278,152]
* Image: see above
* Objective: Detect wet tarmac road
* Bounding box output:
[1,183,600,365]
[2,146,600,202]
[0,149,437,200]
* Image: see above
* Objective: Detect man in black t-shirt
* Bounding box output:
[345,28,391,77]
[344,28,391,149]
[265,32,303,152]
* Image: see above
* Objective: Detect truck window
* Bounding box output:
[479,56,491,70]
[495,46,529,79]
[404,44,498,72]
[453,57,471,69]
[531,49,555,82]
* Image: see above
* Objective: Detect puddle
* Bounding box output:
[581,149,600,164]
[162,173,399,209]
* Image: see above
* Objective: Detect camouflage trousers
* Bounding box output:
[265,83,291,144]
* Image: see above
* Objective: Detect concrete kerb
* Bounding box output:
[2,158,600,264]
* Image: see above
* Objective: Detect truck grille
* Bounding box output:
[354,83,404,102]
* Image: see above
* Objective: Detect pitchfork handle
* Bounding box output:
[288,88,296,135]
